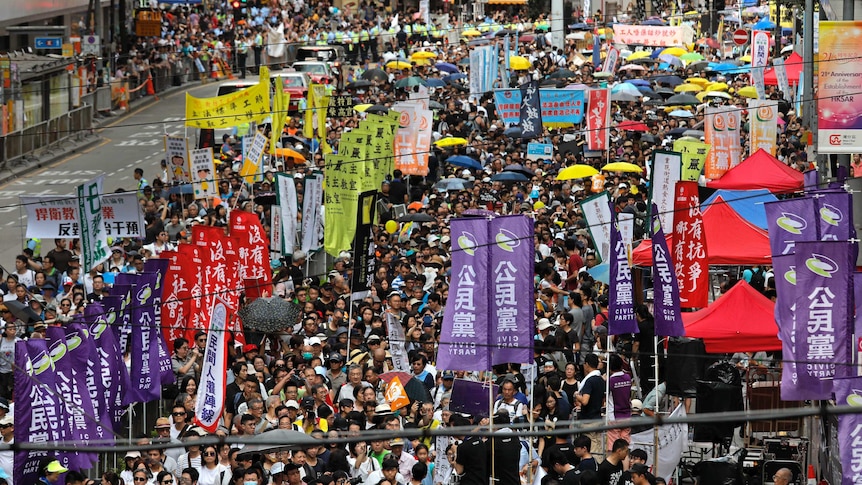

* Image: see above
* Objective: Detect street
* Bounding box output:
[0,82,220,268]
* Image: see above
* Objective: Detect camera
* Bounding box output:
[347,477,363,485]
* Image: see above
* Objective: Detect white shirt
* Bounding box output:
[0,437,12,485]
[198,464,229,485]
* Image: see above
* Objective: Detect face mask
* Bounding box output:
[302,352,313,361]
[245,482,258,485]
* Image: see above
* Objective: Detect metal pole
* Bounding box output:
[489,375,495,485]
[653,335,660,473]
[604,333,611,458]
[802,0,815,134]
[836,0,855,176]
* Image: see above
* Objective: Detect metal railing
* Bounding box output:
[0,104,93,169]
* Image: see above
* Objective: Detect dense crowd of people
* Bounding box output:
[0,0,834,484]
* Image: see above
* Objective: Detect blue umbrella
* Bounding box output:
[752,18,775,30]
[436,62,459,74]
[655,75,684,86]
[443,73,467,83]
[426,78,446,87]
[446,155,483,170]
[491,172,530,182]
[168,184,194,195]
[503,126,522,137]
[628,79,651,87]
[637,86,659,98]
[708,62,744,73]
[586,261,610,283]
[642,18,666,25]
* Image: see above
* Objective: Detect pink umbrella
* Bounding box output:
[617,120,650,132]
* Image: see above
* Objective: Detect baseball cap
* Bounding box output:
[301,397,316,409]
[389,437,406,447]
[442,371,455,380]
[125,451,141,459]
[630,399,643,413]
[329,353,344,362]
[154,417,171,429]
[308,336,322,346]
[0,415,12,426]
[45,460,69,474]
[285,400,300,410]
[242,343,258,354]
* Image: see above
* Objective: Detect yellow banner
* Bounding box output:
[185,67,270,129]
[240,132,268,184]
[270,87,290,154]
[324,153,360,256]
[673,138,711,182]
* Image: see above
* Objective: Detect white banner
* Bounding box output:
[750,31,771,100]
[630,404,688,483]
[189,147,217,199]
[276,173,298,256]
[164,135,191,185]
[270,205,282,257]
[433,435,453,485]
[773,58,791,102]
[301,172,324,253]
[23,192,145,240]
[77,176,110,271]
[579,192,612,264]
[650,150,682,235]
[748,99,779,156]
[194,297,229,433]
[619,212,634,263]
[240,132,268,184]
[386,312,411,372]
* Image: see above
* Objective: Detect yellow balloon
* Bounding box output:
[385,220,399,234]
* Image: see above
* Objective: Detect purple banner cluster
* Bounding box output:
[609,201,638,335]
[650,203,685,337]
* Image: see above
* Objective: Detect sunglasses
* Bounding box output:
[203,452,216,456]
[134,478,148,482]
[172,412,186,416]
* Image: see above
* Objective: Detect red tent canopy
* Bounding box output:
[763,52,803,86]
[706,149,804,193]
[632,195,772,266]
[683,281,781,353]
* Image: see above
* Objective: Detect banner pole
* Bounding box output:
[653,335,660,473]
[604,333,611,458]
[528,369,535,483]
[489,374,495,485]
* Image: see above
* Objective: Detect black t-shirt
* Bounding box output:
[561,381,579,409]
[542,442,578,468]
[389,180,409,205]
[597,459,623,485]
[579,375,605,420]
[490,434,521,485]
[456,437,487,485]
[46,248,73,274]
[561,468,582,485]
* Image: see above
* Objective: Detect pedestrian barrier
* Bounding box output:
[0,104,93,169]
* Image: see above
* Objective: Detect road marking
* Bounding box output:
[83,138,111,153]
[5,221,15,226]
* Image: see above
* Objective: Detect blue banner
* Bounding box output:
[494,89,585,125]
[519,81,542,139]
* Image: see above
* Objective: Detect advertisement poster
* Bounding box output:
[704,107,742,180]
[748,99,778,156]
[817,21,862,153]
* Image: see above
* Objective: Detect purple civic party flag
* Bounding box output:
[129,272,163,403]
[608,201,638,334]
[833,377,862,485]
[764,197,819,401]
[794,241,853,399]
[518,80,542,139]
[94,296,132,431]
[650,204,685,337]
[110,277,135,355]
[489,215,535,366]
[437,217,492,371]
[144,257,178,386]
[815,190,855,242]
[15,339,69,482]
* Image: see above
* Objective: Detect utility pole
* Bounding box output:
[802,0,824,181]
[834,0,855,176]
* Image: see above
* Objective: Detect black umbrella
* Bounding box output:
[503,163,536,178]
[655,87,676,98]
[238,429,320,454]
[494,28,517,37]
[540,78,564,87]
[346,80,373,89]
[549,69,577,79]
[397,213,435,223]
[644,98,666,106]
[688,60,710,72]
[6,300,42,324]
[361,68,388,82]
[366,104,389,114]
[640,133,658,145]
[665,93,701,106]
[429,100,444,110]
[238,297,302,333]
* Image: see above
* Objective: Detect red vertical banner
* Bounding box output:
[159,251,186,346]
[230,210,273,289]
[586,89,610,151]
[224,237,245,347]
[672,181,709,308]
[177,243,204,341]
[193,225,230,331]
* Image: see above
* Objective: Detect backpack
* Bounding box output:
[749,267,766,293]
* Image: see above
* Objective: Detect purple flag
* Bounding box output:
[815,190,856,243]
[833,377,862,485]
[110,279,134,355]
[764,198,819,256]
[519,80,542,139]
[650,204,685,337]
[15,339,69,482]
[129,272,163,403]
[608,202,638,334]
[489,215,534,365]
[437,217,491,371]
[804,169,819,192]
[95,296,132,431]
[794,241,854,398]
[145,257,178,386]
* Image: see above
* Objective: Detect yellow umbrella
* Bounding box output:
[602,161,643,173]
[696,92,707,102]
[272,148,307,163]
[557,164,599,180]
[737,86,759,98]
[509,55,531,70]
[685,77,710,86]
[626,51,652,61]
[386,61,412,70]
[707,82,729,92]
[674,83,704,92]
[462,29,482,37]
[354,103,373,112]
[434,137,468,147]
[660,46,687,57]
[412,58,432,66]
[739,54,752,63]
[411,51,437,59]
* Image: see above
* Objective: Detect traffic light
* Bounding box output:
[231,0,240,8]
